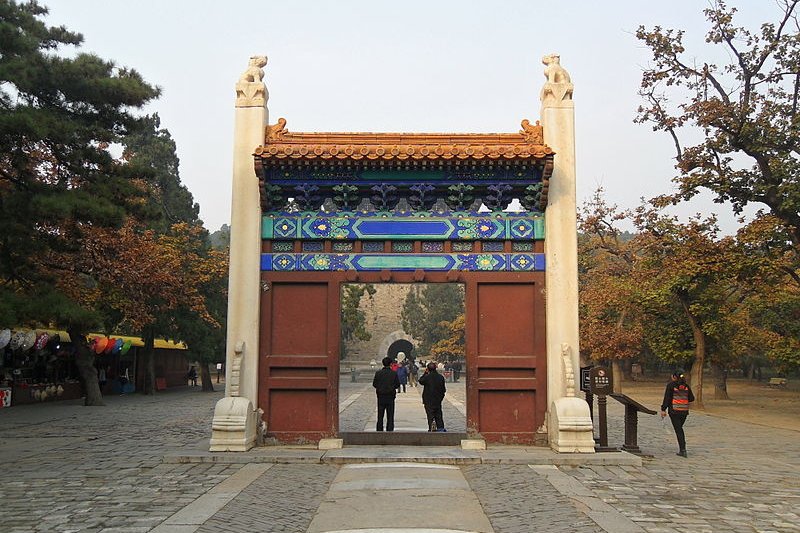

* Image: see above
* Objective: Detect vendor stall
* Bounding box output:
[0,328,189,406]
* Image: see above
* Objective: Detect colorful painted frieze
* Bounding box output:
[261,253,545,272]
[263,214,544,241]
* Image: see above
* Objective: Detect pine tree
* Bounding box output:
[0,1,160,404]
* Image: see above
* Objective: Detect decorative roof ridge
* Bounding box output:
[256,118,553,161]
[262,118,548,146]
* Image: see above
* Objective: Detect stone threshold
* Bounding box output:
[340,431,468,446]
[164,445,642,467]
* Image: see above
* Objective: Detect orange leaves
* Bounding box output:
[51,218,226,332]
[428,314,465,361]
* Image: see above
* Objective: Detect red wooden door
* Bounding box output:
[259,273,340,442]
[466,273,546,444]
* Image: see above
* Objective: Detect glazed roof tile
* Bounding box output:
[254,118,554,163]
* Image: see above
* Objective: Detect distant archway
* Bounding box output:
[387,339,414,361]
[378,330,415,360]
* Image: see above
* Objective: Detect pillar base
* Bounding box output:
[549,397,595,453]
[209,396,259,452]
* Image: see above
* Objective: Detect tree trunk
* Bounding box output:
[712,362,730,400]
[200,363,214,392]
[678,295,705,408]
[67,328,105,406]
[622,358,634,381]
[611,359,623,393]
[142,330,156,395]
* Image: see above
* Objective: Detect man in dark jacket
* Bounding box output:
[660,369,695,457]
[419,361,446,431]
[373,356,400,431]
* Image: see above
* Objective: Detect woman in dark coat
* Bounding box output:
[660,369,695,457]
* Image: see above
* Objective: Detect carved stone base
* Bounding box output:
[209,396,259,452]
[235,81,266,108]
[549,397,595,453]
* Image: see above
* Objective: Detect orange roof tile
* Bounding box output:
[254,118,554,163]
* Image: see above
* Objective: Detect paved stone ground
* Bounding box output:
[338,381,375,432]
[463,464,603,533]
[1,384,798,532]
[196,464,338,533]
[570,399,800,533]
[0,389,242,533]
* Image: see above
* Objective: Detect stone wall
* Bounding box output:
[343,284,419,362]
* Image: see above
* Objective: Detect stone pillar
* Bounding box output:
[210,55,269,452]
[539,54,594,453]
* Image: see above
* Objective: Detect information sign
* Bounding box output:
[580,366,592,393]
[589,366,613,396]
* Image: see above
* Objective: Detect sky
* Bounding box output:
[41,0,771,233]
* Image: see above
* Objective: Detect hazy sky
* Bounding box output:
[42,0,770,233]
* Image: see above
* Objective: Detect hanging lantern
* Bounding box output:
[10,331,23,350]
[120,340,133,355]
[34,332,49,351]
[103,338,116,355]
[20,330,36,352]
[93,337,109,354]
[112,338,124,354]
[0,329,10,350]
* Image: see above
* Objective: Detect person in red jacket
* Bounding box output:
[660,369,695,457]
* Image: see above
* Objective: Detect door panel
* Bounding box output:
[478,390,537,433]
[271,284,327,355]
[269,389,328,432]
[259,276,338,441]
[467,274,546,444]
[477,283,536,356]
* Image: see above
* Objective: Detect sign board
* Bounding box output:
[580,366,592,393]
[589,366,613,396]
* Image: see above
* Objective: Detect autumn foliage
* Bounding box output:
[580,189,800,405]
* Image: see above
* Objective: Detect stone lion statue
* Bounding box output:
[239,55,268,83]
[540,54,573,102]
[542,54,571,84]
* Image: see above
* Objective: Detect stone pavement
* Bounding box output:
[0,382,798,532]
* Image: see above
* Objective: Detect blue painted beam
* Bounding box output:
[262,214,545,240]
[260,253,545,272]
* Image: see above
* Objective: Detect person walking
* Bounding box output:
[187,365,198,387]
[452,360,462,382]
[372,356,400,431]
[396,357,408,393]
[408,360,419,388]
[419,361,446,431]
[660,369,695,457]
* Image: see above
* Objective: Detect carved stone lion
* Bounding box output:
[540,54,574,103]
[239,55,268,84]
[542,54,571,84]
